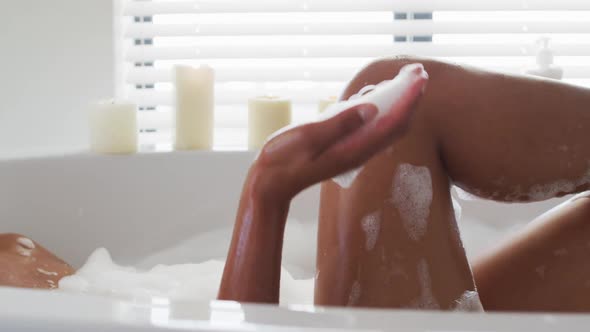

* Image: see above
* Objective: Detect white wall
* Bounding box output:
[0,0,116,158]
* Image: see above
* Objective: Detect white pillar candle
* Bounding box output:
[89,100,138,154]
[318,96,337,114]
[174,65,215,150]
[248,96,292,150]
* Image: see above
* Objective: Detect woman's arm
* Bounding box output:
[218,64,429,303]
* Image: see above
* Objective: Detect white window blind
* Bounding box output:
[120,0,590,151]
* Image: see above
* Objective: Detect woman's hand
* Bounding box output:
[251,63,428,202]
[0,233,74,289]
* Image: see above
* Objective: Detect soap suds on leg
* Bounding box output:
[37,268,59,276]
[410,259,439,309]
[496,167,590,202]
[453,290,484,312]
[361,211,381,251]
[391,164,433,241]
[454,186,481,201]
[347,280,361,306]
[16,237,35,257]
[17,237,35,250]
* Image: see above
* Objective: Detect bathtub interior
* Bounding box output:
[0,151,584,331]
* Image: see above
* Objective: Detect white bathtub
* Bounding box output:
[1,151,587,331]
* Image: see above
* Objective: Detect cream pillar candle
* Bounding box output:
[89,100,138,154]
[318,96,337,113]
[248,96,292,150]
[174,65,215,150]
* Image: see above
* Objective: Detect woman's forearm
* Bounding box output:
[218,167,290,303]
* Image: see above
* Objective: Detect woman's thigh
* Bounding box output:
[473,192,590,312]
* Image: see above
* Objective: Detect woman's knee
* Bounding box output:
[342,56,440,100]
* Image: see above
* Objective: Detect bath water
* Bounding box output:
[58,210,524,305]
[59,248,314,305]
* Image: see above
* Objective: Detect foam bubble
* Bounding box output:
[361,211,381,251]
[347,280,361,306]
[529,180,577,201]
[139,218,317,280]
[392,164,433,241]
[508,167,590,202]
[16,246,31,257]
[59,248,314,305]
[410,259,439,309]
[16,237,35,257]
[282,219,318,279]
[535,265,546,279]
[454,186,481,201]
[453,290,483,312]
[17,237,35,250]
[322,64,423,120]
[37,268,58,276]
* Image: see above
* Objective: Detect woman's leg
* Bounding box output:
[0,233,74,289]
[473,192,590,312]
[316,56,590,309]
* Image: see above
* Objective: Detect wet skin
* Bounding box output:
[0,233,74,289]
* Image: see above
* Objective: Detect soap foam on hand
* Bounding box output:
[320,63,426,122]
[324,63,427,189]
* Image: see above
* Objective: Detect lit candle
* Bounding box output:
[248,96,292,150]
[89,100,138,154]
[318,96,338,113]
[174,65,215,150]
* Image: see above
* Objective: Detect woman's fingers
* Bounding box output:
[309,64,428,181]
[256,63,428,196]
[259,103,376,165]
[304,103,378,159]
